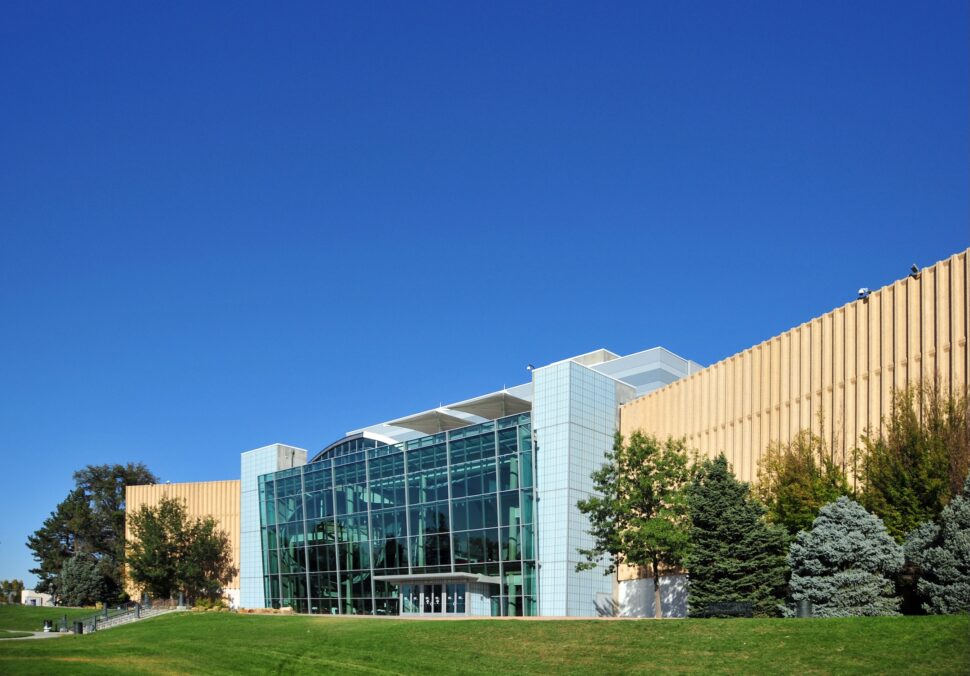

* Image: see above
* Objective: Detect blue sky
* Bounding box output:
[0,1,966,584]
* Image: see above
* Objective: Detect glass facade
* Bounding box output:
[309,435,383,463]
[257,413,537,616]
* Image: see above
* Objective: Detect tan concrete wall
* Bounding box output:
[620,248,970,485]
[125,480,241,598]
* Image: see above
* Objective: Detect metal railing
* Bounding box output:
[70,601,142,634]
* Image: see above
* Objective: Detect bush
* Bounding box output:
[787,496,903,617]
[194,597,228,612]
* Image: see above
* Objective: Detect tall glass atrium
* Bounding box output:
[258,414,536,615]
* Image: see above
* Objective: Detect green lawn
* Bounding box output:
[0,611,966,675]
[0,605,92,632]
[0,631,32,640]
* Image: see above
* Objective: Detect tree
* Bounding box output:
[686,455,789,617]
[0,579,25,604]
[904,471,970,614]
[25,488,92,598]
[26,463,158,602]
[56,556,105,606]
[127,496,237,602]
[756,430,850,535]
[787,496,903,617]
[859,383,970,541]
[577,431,692,619]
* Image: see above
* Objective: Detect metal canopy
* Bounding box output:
[374,572,501,585]
[386,409,475,435]
[447,391,532,419]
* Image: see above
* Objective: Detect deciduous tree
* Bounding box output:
[577,431,692,619]
[127,496,237,602]
[0,579,25,604]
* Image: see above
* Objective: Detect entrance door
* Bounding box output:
[400,583,467,615]
[445,584,466,613]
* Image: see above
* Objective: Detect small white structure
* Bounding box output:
[21,589,53,607]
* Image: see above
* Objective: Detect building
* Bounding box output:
[21,589,53,607]
[241,348,699,617]
[125,247,969,618]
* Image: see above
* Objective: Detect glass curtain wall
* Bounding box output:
[258,413,537,616]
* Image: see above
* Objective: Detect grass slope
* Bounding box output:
[0,606,92,632]
[0,612,967,675]
[0,631,32,640]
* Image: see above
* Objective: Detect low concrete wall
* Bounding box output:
[618,575,688,618]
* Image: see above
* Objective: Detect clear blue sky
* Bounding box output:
[1,1,967,584]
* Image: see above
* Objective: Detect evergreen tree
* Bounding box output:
[57,556,106,606]
[577,432,692,619]
[25,488,92,597]
[904,471,970,614]
[757,430,850,535]
[26,463,158,601]
[686,455,789,617]
[859,383,970,541]
[788,496,903,616]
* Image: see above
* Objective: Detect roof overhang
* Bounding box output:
[374,572,501,585]
[446,390,531,419]
[386,409,476,435]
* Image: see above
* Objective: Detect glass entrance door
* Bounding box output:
[400,583,466,615]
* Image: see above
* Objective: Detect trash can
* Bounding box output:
[72,621,84,635]
[43,619,52,631]
[796,598,813,618]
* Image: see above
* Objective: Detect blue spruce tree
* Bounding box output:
[905,471,970,614]
[787,496,903,616]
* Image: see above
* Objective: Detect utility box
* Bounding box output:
[796,599,813,618]
[72,621,83,635]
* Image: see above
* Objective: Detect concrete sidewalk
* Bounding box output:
[1,630,68,640]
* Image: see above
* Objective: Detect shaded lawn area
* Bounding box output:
[0,606,92,632]
[0,631,33,640]
[0,612,967,675]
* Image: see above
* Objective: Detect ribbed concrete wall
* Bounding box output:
[620,248,970,483]
[125,480,241,597]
